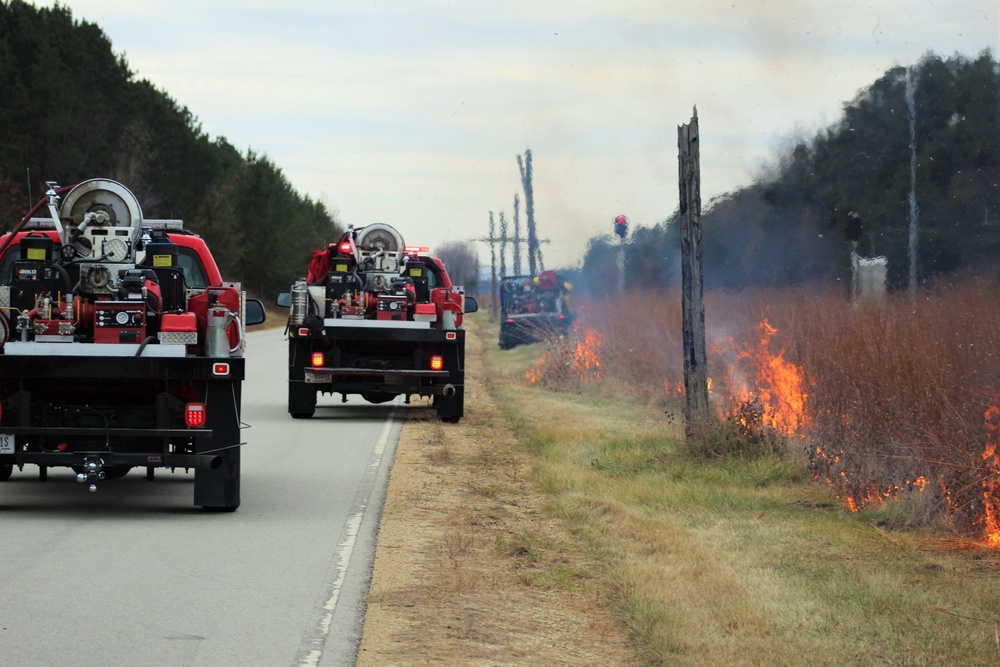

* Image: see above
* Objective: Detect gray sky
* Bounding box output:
[46,1,998,268]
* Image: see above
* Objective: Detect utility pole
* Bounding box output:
[614,214,629,292]
[517,149,539,276]
[499,211,508,280]
[678,107,710,438]
[488,212,498,317]
[906,66,920,297]
[513,194,522,276]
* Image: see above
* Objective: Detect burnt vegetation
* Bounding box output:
[542,50,1000,539]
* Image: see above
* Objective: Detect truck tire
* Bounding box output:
[0,463,12,481]
[197,446,240,511]
[361,392,395,404]
[289,382,317,419]
[435,388,463,423]
[195,382,241,511]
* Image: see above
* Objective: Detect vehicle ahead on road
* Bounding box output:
[498,271,573,349]
[278,223,476,422]
[0,179,264,510]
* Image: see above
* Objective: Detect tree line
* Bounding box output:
[569,50,999,297]
[0,0,340,297]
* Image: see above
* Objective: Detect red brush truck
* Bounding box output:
[0,179,265,510]
[277,223,477,422]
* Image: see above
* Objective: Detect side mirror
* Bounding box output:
[275,291,291,308]
[244,299,266,326]
[464,296,479,314]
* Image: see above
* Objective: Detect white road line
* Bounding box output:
[294,401,398,667]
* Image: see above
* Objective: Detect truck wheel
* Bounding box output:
[436,388,463,423]
[103,466,132,480]
[202,505,238,513]
[196,446,240,511]
[0,463,12,481]
[361,392,395,404]
[289,383,317,418]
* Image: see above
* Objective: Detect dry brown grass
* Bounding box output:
[526,280,1000,539]
[483,321,1000,666]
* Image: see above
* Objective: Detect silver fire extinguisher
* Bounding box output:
[205,305,236,357]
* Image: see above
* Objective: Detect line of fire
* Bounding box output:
[483,129,1000,549]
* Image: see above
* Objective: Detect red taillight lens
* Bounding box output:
[185,402,206,428]
[445,332,457,340]
[298,327,310,336]
[311,351,325,367]
[213,362,230,376]
[338,241,352,254]
[430,355,443,371]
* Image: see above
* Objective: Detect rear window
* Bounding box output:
[0,243,210,289]
[177,248,208,289]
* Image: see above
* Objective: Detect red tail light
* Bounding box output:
[311,351,325,367]
[338,241,352,254]
[212,362,230,376]
[430,355,444,371]
[185,403,206,428]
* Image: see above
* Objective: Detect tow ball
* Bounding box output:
[76,456,105,493]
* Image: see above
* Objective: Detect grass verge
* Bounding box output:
[479,315,1000,666]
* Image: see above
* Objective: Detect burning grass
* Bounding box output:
[482,331,1000,666]
[516,280,1000,545]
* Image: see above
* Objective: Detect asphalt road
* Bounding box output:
[0,326,403,667]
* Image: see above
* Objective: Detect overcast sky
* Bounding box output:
[41,1,998,269]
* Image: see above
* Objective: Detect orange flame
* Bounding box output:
[981,406,1000,546]
[523,325,602,385]
[722,318,809,438]
[573,329,602,379]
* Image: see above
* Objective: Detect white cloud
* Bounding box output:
[42,0,999,268]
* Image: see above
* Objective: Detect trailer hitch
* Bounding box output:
[76,455,105,493]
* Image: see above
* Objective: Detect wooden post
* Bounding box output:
[517,150,538,276]
[513,194,522,276]
[488,212,498,318]
[678,108,710,437]
[499,211,508,279]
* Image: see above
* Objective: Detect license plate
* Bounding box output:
[0,433,14,454]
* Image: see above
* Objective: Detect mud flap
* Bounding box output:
[289,381,317,418]
[194,380,242,510]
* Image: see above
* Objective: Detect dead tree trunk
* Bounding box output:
[678,108,710,437]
